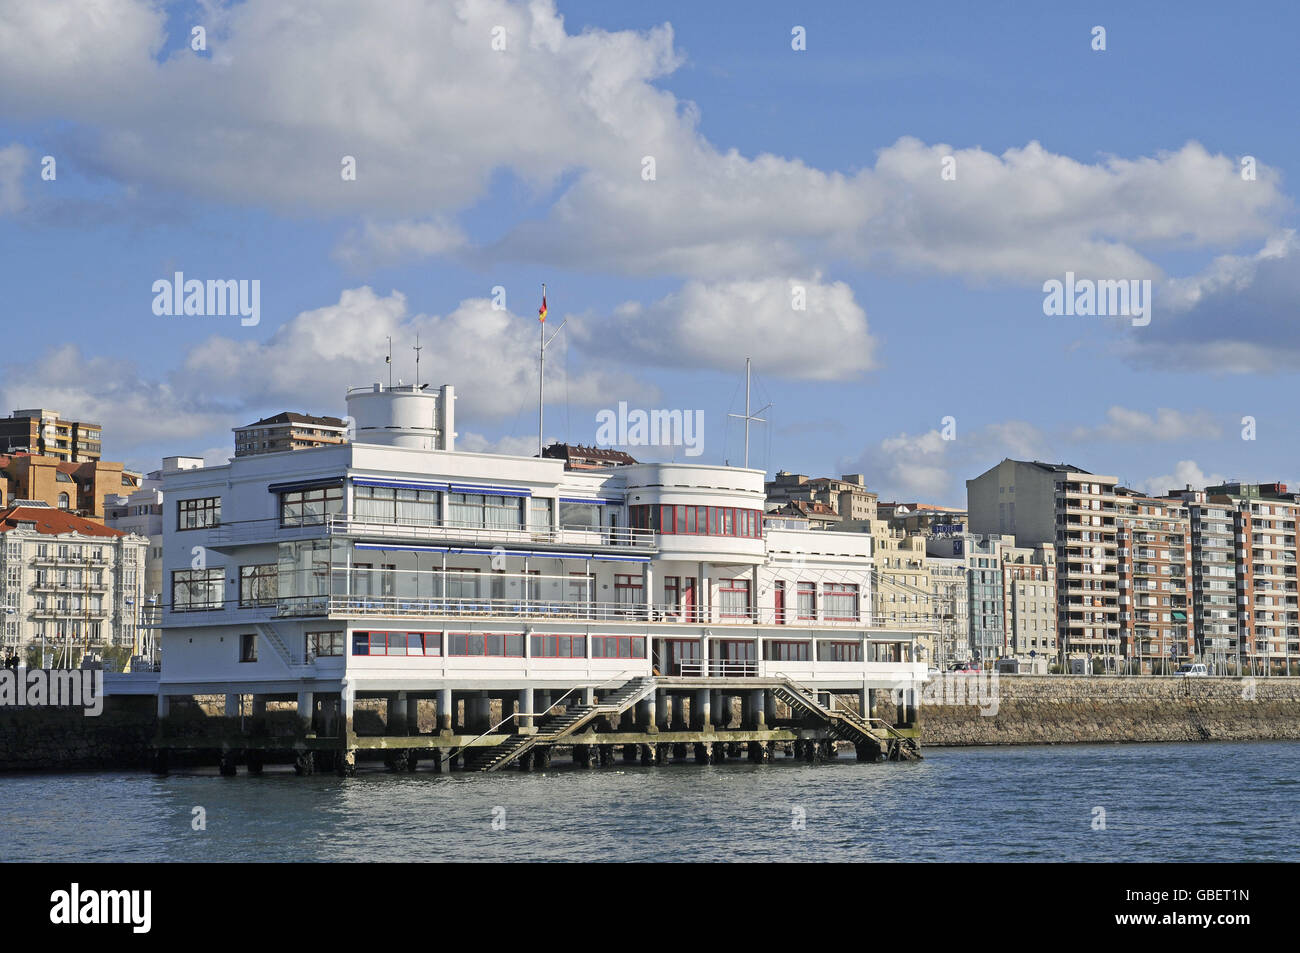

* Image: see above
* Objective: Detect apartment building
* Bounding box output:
[927,533,1011,662]
[0,501,148,656]
[234,412,350,457]
[1203,483,1300,674]
[1165,487,1238,667]
[0,452,139,521]
[1114,488,1192,673]
[765,472,878,524]
[541,443,638,470]
[0,409,103,463]
[969,460,1121,669]
[927,555,969,666]
[1000,541,1057,662]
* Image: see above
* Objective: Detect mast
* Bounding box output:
[537,283,566,457]
[727,357,771,469]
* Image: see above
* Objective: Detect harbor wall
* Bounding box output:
[917,675,1300,746]
[0,696,156,771]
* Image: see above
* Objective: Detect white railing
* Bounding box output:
[328,514,656,550]
[677,660,759,677]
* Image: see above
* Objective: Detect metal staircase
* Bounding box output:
[462,676,656,772]
[771,678,921,761]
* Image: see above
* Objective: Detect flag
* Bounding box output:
[538,293,548,323]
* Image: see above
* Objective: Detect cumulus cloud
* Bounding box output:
[578,275,876,381]
[0,143,28,214]
[1068,406,1222,443]
[1136,460,1229,497]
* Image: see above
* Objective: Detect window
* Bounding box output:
[797,582,817,620]
[817,641,862,662]
[239,564,277,608]
[650,505,762,537]
[448,633,525,656]
[614,574,643,609]
[824,583,859,621]
[450,493,524,530]
[172,568,223,612]
[279,485,343,527]
[307,631,345,657]
[559,501,604,529]
[446,568,480,600]
[765,640,810,661]
[57,492,69,509]
[718,578,752,618]
[178,496,221,530]
[354,485,439,524]
[350,631,442,656]
[529,497,554,532]
[240,633,258,662]
[591,635,646,658]
[530,635,586,658]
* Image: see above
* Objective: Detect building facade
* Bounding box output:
[0,502,148,657]
[0,409,103,463]
[234,412,350,457]
[0,452,139,520]
[1114,488,1191,673]
[158,384,928,733]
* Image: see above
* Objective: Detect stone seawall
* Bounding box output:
[0,696,156,771]
[919,676,1300,746]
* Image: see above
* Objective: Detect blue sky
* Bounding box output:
[1,0,1298,504]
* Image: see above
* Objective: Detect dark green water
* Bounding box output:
[2,741,1296,862]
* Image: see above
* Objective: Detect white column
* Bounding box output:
[642,562,654,619]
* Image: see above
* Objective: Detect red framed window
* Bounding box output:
[615,573,643,608]
[351,631,442,656]
[529,634,586,658]
[448,633,525,656]
[765,640,810,661]
[817,641,863,662]
[591,635,646,658]
[797,582,817,619]
[718,578,752,618]
[824,583,860,621]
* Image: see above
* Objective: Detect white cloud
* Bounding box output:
[457,432,544,458]
[333,218,468,271]
[579,275,876,381]
[1136,460,1228,497]
[1069,406,1222,443]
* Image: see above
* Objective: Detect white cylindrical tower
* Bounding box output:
[345,383,456,450]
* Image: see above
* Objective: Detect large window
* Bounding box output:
[531,635,586,658]
[633,504,762,538]
[559,501,605,529]
[280,485,343,527]
[718,578,752,618]
[614,574,643,609]
[177,496,221,530]
[354,485,440,524]
[446,568,480,600]
[765,640,810,661]
[591,635,646,658]
[448,633,525,657]
[172,568,223,612]
[449,493,524,530]
[307,631,345,657]
[797,582,817,620]
[351,631,443,656]
[823,583,860,621]
[239,564,277,608]
[817,641,863,662]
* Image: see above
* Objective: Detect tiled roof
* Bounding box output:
[239,412,347,429]
[0,505,125,537]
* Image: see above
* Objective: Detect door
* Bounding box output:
[774,581,786,624]
[681,577,697,622]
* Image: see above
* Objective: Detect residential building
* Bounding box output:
[927,555,969,666]
[0,408,103,462]
[1114,488,1192,673]
[1164,487,1238,669]
[157,381,928,736]
[969,460,1121,670]
[927,532,1012,662]
[765,472,878,524]
[1000,540,1057,662]
[234,412,350,457]
[0,501,148,657]
[767,499,840,530]
[0,452,140,521]
[541,443,638,470]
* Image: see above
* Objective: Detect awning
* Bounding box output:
[268,477,346,494]
[1172,611,1187,621]
[352,477,449,492]
[559,496,623,505]
[449,483,532,498]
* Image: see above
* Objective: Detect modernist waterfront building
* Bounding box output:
[157,383,927,770]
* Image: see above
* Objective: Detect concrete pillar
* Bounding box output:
[764,691,776,727]
[710,689,723,727]
[438,688,453,734]
[581,686,595,705]
[638,696,657,732]
[694,688,711,730]
[750,689,766,729]
[407,695,421,735]
[672,693,686,730]
[156,695,171,719]
[858,687,869,720]
[224,693,240,717]
[251,695,267,717]
[296,691,314,732]
[341,682,355,737]
[518,688,535,729]
[387,692,407,735]
[741,692,753,728]
[474,694,492,732]
[642,562,654,621]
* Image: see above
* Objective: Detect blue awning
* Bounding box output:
[449,483,532,498]
[352,478,449,491]
[353,542,648,562]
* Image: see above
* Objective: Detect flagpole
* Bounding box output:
[538,283,546,457]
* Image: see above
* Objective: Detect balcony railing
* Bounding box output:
[678,660,759,677]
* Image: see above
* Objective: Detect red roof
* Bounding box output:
[0,505,125,537]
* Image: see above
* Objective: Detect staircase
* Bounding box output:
[771,679,921,761]
[255,621,302,667]
[462,677,656,772]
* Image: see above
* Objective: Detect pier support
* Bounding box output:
[252,695,267,717]
[532,746,552,771]
[428,748,443,774]
[407,695,421,735]
[387,692,408,735]
[518,688,534,729]
[694,742,709,764]
[622,744,638,764]
[438,688,453,734]
[246,750,263,775]
[224,693,240,718]
[672,742,688,762]
[710,741,726,764]
[296,691,315,734]
[750,690,767,729]
[385,749,416,772]
[639,744,653,766]
[598,744,615,767]
[654,743,670,766]
[294,751,316,776]
[573,744,593,769]
[337,749,356,777]
[672,694,686,730]
[156,695,170,719]
[218,748,237,776]
[693,689,711,730]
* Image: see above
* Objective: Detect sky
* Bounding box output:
[1,0,1298,505]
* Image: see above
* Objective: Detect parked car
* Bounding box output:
[1174,663,1208,677]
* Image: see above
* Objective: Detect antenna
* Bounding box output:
[727,357,772,469]
[413,333,422,389]
[385,337,392,388]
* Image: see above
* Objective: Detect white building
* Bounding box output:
[0,500,148,658]
[157,383,928,759]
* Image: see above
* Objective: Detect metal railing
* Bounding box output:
[328,514,656,550]
[677,659,759,677]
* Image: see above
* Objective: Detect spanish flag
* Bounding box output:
[538,293,548,323]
